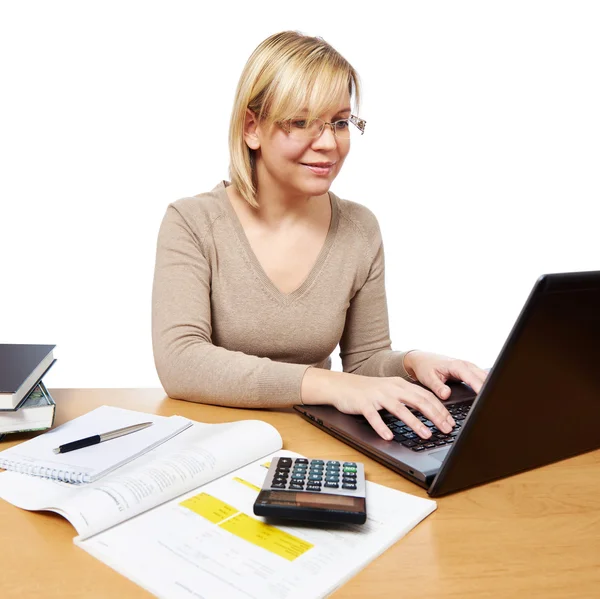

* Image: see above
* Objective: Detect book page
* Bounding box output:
[0,419,282,537]
[76,451,436,599]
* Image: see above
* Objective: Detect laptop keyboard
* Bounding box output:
[354,401,473,452]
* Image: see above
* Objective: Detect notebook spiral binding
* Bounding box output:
[0,459,90,484]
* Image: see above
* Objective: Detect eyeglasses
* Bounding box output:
[279,114,367,140]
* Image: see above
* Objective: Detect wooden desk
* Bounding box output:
[1,389,599,599]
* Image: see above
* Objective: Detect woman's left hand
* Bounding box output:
[403,351,488,400]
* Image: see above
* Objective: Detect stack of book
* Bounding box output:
[0,344,57,441]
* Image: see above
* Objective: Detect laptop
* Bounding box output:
[295,271,600,497]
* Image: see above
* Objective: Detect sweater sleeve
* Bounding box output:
[339,213,412,380]
[151,204,310,408]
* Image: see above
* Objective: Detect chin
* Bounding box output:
[298,177,335,197]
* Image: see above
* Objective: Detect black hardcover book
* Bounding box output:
[0,382,56,435]
[0,344,56,410]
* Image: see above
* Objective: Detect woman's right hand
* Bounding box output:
[300,367,456,441]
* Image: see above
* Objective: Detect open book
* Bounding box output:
[0,418,436,599]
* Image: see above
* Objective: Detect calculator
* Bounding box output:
[253,456,367,524]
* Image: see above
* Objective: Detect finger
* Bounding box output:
[386,403,434,439]
[385,389,453,438]
[419,370,452,401]
[398,378,456,433]
[362,406,394,441]
[400,385,455,434]
[445,361,488,394]
[463,364,488,393]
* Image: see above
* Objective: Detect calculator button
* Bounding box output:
[295,458,309,464]
[291,473,305,480]
[324,482,339,488]
[289,483,304,490]
[311,460,325,466]
[343,462,356,467]
[326,461,340,466]
[343,467,357,473]
[308,474,322,481]
[273,477,287,484]
[306,484,322,492]
[271,483,286,489]
[325,475,339,483]
[278,458,292,466]
[342,483,357,490]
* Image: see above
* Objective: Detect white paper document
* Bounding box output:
[75,452,436,599]
[0,416,436,598]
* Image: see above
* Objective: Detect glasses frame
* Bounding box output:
[279,114,367,139]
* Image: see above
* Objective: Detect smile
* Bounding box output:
[302,163,335,175]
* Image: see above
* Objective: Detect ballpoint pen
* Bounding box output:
[52,422,153,454]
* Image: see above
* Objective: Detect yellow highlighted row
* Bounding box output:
[179,492,237,524]
[220,513,314,561]
[179,491,313,561]
[233,476,261,492]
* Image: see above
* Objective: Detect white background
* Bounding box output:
[1,1,598,388]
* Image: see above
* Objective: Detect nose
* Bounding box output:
[311,123,338,150]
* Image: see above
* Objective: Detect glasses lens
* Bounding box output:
[287,118,352,140]
[333,120,351,139]
[287,119,322,139]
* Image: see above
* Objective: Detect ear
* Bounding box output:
[243,109,261,150]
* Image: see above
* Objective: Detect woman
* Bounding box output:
[152,30,487,441]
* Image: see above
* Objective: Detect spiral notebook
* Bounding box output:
[0,406,192,483]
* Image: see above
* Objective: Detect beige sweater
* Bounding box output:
[152,181,411,408]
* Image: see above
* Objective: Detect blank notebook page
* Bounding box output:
[0,405,192,483]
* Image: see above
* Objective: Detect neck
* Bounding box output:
[254,187,312,227]
[250,164,326,229]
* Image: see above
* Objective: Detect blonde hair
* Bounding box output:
[228,31,361,207]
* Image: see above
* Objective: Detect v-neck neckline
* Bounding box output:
[217,180,339,304]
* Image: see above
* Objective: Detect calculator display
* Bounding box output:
[258,490,365,512]
[254,457,367,524]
